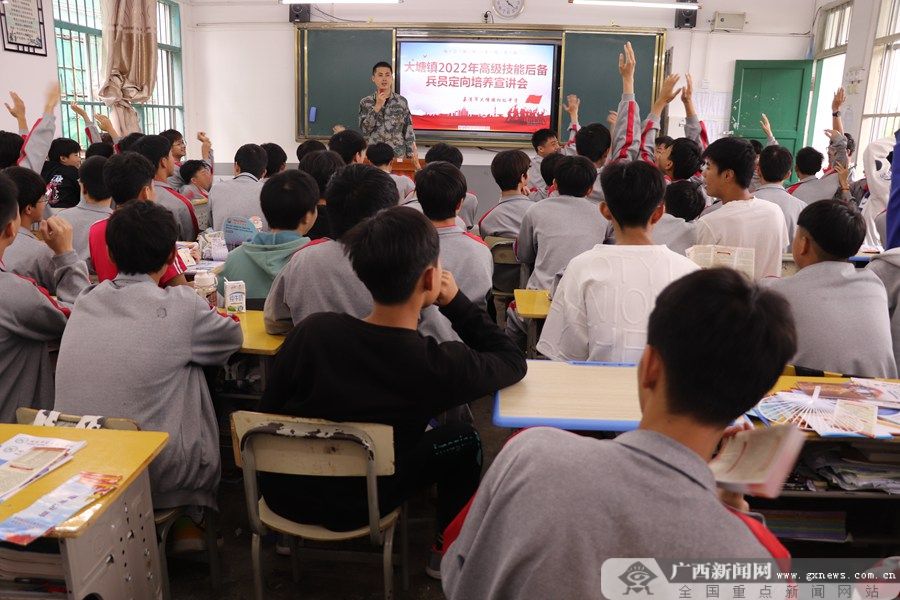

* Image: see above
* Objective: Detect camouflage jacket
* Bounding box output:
[359,92,415,157]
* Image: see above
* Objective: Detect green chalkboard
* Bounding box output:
[301,28,394,138]
[559,32,660,139]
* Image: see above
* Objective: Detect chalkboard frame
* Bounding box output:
[295,23,666,148]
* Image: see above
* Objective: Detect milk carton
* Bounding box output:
[224,280,247,314]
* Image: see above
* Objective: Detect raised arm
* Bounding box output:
[760,113,778,146]
[682,75,709,149]
[832,87,846,135]
[825,128,849,168]
[641,73,681,163]
[559,94,580,155]
[609,42,641,163]
[17,82,59,172]
[4,92,28,133]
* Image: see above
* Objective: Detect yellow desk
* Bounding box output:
[238,310,286,356]
[0,425,167,599]
[514,289,550,359]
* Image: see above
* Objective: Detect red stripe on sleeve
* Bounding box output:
[699,121,709,149]
[15,117,43,166]
[14,274,71,317]
[617,101,636,161]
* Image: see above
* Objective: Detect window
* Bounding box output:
[54,0,184,148]
[818,1,852,57]
[860,0,900,156]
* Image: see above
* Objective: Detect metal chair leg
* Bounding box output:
[251,532,264,600]
[382,522,396,600]
[289,535,301,583]
[205,509,221,591]
[156,515,178,600]
[400,506,409,591]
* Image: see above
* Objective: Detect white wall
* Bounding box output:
[181,0,817,164]
[0,2,61,136]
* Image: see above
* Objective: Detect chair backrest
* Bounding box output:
[484,236,517,265]
[17,408,140,431]
[232,411,395,543]
[484,236,527,292]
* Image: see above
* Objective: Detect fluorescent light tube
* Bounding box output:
[281,0,400,3]
[569,0,699,9]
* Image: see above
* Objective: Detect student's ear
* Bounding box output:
[599,201,613,221]
[166,247,176,266]
[80,182,87,197]
[649,202,665,225]
[279,164,287,174]
[755,163,763,180]
[261,169,268,179]
[233,163,241,176]
[599,149,610,165]
[139,184,155,201]
[299,207,318,234]
[637,345,663,396]
[354,151,365,164]
[454,198,463,215]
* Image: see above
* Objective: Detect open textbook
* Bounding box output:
[686,245,755,279]
[709,425,806,498]
[0,435,86,503]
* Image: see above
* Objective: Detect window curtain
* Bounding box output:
[98,0,157,135]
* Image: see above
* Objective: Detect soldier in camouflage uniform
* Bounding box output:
[359,61,416,158]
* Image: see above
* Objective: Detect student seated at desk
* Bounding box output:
[260,207,526,578]
[264,163,397,333]
[763,199,897,377]
[295,139,326,164]
[261,142,288,179]
[695,137,789,279]
[754,145,807,250]
[367,142,414,202]
[55,201,242,529]
[328,129,367,165]
[217,170,318,301]
[537,160,699,363]
[132,135,200,241]
[416,161,492,342]
[0,172,85,421]
[651,179,703,255]
[57,155,112,270]
[477,149,533,238]
[160,129,214,190]
[1,166,90,300]
[41,137,82,210]
[298,150,345,241]
[402,143,478,229]
[442,269,796,597]
[208,143,268,232]
[89,152,189,288]
[177,159,213,231]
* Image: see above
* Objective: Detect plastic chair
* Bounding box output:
[17,408,220,600]
[231,410,408,600]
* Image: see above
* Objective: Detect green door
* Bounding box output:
[730,59,814,181]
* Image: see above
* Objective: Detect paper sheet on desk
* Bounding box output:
[0,435,86,503]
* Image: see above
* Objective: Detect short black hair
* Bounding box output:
[574,123,612,163]
[328,130,367,164]
[664,180,705,222]
[298,150,344,197]
[797,199,865,260]
[131,135,172,172]
[0,172,18,229]
[326,163,398,239]
[296,139,326,163]
[554,155,597,197]
[0,132,24,169]
[702,137,756,189]
[669,138,703,180]
[235,143,268,178]
[106,201,177,275]
[78,156,110,200]
[425,143,463,168]
[844,132,856,156]
[600,160,665,228]
[261,142,288,178]
[158,129,183,146]
[531,128,557,151]
[85,142,114,158]
[2,166,45,211]
[260,169,319,230]
[748,139,763,156]
[490,149,530,191]
[48,138,81,163]
[117,132,145,152]
[179,159,209,185]
[540,152,565,187]
[103,151,155,205]
[656,135,674,149]
[795,147,824,177]
[758,145,793,182]
[344,206,439,305]
[366,142,395,167]
[415,161,467,221]
[372,61,393,74]
[648,268,797,426]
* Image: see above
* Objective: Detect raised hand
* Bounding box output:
[197,131,211,145]
[4,92,26,121]
[834,162,850,190]
[606,110,618,128]
[832,87,846,112]
[44,81,61,114]
[681,73,694,104]
[652,73,681,116]
[824,128,844,142]
[69,101,89,121]
[563,94,580,116]
[760,113,773,139]
[619,42,636,95]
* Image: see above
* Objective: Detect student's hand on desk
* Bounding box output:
[435,271,459,307]
[760,113,773,139]
[40,216,75,256]
[832,87,846,112]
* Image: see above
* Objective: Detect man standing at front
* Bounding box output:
[359,62,416,158]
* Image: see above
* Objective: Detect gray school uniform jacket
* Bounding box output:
[16,112,56,173]
[789,137,849,204]
[866,250,900,372]
[652,212,697,255]
[0,265,78,422]
[2,229,90,302]
[754,183,807,250]
[400,198,468,231]
[389,173,415,203]
[477,194,534,239]
[57,200,113,269]
[403,191,479,229]
[419,226,493,343]
[264,238,373,334]
[443,427,775,600]
[762,261,897,378]
[152,180,199,241]
[54,274,243,509]
[167,150,215,190]
[516,194,612,290]
[208,173,266,232]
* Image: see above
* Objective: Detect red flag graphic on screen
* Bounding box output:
[525,95,542,104]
